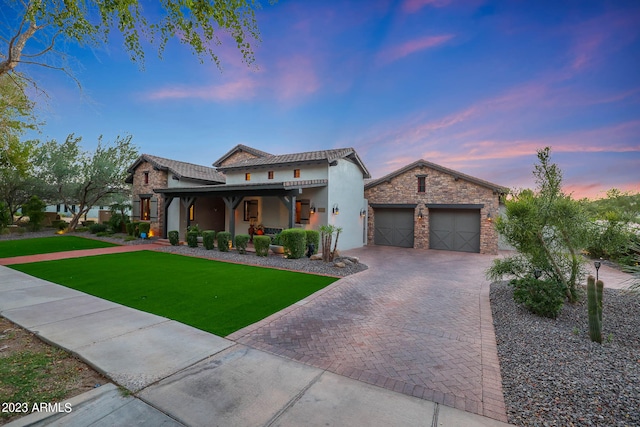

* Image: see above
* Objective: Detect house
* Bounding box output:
[126,146,505,253]
[365,159,506,254]
[127,145,371,250]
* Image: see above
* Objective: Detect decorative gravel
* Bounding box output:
[491,282,640,427]
[154,244,368,277]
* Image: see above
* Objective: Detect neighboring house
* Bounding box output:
[365,159,506,254]
[127,146,506,253]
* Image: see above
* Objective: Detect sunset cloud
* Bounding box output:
[145,78,258,101]
[402,0,451,14]
[377,34,454,65]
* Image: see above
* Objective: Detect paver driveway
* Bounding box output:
[230,245,508,422]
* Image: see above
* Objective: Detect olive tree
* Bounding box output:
[34,134,138,231]
[487,147,590,303]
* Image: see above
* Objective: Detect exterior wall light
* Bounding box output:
[360,208,366,217]
[332,204,339,215]
[487,212,492,222]
[417,208,423,220]
[310,204,316,214]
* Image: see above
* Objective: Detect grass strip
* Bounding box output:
[0,236,118,258]
[10,251,337,336]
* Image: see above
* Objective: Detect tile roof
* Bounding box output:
[127,154,226,184]
[217,147,371,178]
[365,159,507,193]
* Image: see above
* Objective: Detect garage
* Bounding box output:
[373,208,414,248]
[429,208,481,253]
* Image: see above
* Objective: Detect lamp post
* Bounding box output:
[533,268,542,279]
[594,260,601,282]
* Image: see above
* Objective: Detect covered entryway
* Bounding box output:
[373,207,414,248]
[429,208,480,253]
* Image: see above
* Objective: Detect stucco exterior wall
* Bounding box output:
[327,158,367,251]
[225,163,328,185]
[365,164,500,254]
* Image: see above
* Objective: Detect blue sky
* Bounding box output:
[26,0,640,199]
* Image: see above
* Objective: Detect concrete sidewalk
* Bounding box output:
[1,265,513,426]
[0,243,159,266]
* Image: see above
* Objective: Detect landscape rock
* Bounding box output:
[334,262,346,268]
[310,254,323,261]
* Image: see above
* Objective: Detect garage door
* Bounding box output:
[374,208,414,248]
[429,209,480,253]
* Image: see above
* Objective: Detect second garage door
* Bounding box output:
[429,209,480,253]
[374,208,414,248]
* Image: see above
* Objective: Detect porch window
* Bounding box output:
[417,176,426,193]
[293,169,301,178]
[141,197,151,221]
[189,204,195,221]
[268,170,274,180]
[245,173,251,181]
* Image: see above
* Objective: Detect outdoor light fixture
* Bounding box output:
[487,212,492,222]
[417,208,424,220]
[332,204,339,215]
[534,268,542,279]
[360,208,366,217]
[310,204,316,214]
[594,260,601,282]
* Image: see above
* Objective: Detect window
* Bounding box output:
[245,173,251,181]
[294,169,301,178]
[144,171,149,184]
[268,170,274,180]
[141,197,151,221]
[244,200,258,221]
[189,204,195,221]
[417,176,426,193]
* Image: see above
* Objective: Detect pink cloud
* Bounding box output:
[271,55,320,101]
[145,77,258,101]
[377,34,454,65]
[402,0,451,14]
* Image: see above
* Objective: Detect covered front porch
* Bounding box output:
[154,180,328,239]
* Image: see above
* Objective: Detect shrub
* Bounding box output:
[511,277,565,318]
[217,231,232,252]
[281,228,307,259]
[108,213,129,233]
[254,235,271,257]
[126,222,139,237]
[23,195,46,231]
[89,223,109,234]
[168,230,180,246]
[187,223,202,236]
[0,202,10,231]
[138,222,151,237]
[305,229,320,254]
[271,232,283,245]
[51,220,67,231]
[202,230,216,250]
[124,235,137,242]
[75,226,89,232]
[235,234,250,254]
[187,231,199,248]
[96,231,112,237]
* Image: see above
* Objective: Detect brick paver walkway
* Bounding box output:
[228,246,508,422]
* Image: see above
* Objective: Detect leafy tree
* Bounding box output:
[23,194,45,231]
[487,147,590,303]
[0,201,10,231]
[585,189,640,223]
[0,73,38,167]
[1,0,269,85]
[34,134,138,231]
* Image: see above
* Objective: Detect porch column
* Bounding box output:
[163,196,174,238]
[223,196,243,239]
[278,195,296,229]
[181,197,196,229]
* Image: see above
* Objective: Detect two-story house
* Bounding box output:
[128,145,371,251]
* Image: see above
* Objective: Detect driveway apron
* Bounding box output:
[231,245,508,422]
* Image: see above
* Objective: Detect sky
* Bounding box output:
[22,0,640,199]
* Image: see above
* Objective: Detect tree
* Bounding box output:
[0,73,38,166]
[34,134,138,231]
[1,0,268,85]
[487,147,590,303]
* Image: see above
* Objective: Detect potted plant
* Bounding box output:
[255,223,265,236]
[270,233,285,254]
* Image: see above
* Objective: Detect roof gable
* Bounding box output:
[212,144,272,168]
[216,147,371,178]
[365,159,506,193]
[127,154,226,184]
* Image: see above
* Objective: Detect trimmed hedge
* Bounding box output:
[305,230,320,255]
[168,230,180,246]
[187,231,199,248]
[217,231,232,252]
[89,223,109,234]
[126,222,138,237]
[138,222,151,237]
[202,230,216,250]
[235,234,250,254]
[254,235,271,257]
[281,228,307,259]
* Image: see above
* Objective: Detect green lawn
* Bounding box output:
[10,251,337,336]
[0,236,118,258]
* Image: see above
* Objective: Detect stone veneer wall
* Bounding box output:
[131,161,168,237]
[218,151,261,167]
[365,164,500,254]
